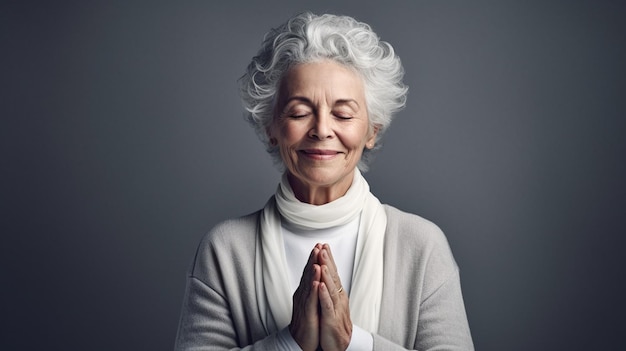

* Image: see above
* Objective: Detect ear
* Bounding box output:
[266,126,277,146]
[365,124,380,149]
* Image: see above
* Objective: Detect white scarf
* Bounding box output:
[254,169,387,334]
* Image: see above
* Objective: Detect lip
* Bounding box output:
[299,148,342,160]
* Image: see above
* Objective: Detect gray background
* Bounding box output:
[2,1,625,350]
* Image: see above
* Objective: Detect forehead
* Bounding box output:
[279,60,365,98]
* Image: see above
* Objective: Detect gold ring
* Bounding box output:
[337,286,343,294]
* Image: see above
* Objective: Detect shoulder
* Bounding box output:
[199,211,260,249]
[383,204,449,249]
[189,211,261,281]
[382,204,458,277]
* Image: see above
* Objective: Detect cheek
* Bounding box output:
[279,124,307,145]
[343,128,371,150]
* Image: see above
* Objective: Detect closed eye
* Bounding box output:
[333,112,354,120]
[289,112,310,118]
[282,103,313,119]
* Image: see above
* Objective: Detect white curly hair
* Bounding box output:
[239,12,408,171]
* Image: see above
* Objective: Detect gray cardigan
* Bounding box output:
[175,205,474,350]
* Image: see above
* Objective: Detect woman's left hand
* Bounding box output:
[289,245,322,351]
[317,244,352,351]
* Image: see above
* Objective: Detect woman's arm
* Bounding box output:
[175,215,295,351]
[371,269,474,350]
[174,276,283,351]
[373,206,474,350]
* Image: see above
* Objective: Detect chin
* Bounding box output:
[299,168,351,185]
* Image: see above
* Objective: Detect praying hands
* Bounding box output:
[289,243,352,351]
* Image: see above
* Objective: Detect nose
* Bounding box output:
[308,112,333,140]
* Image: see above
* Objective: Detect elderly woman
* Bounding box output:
[175,13,473,351]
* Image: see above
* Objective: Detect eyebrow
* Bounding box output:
[335,99,360,109]
[284,96,361,109]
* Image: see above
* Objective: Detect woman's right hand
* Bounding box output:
[289,244,323,351]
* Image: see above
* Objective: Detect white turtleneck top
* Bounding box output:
[282,216,359,294]
[275,215,373,350]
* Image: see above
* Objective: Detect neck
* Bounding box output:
[287,173,353,205]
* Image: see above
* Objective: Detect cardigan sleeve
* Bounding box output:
[371,269,473,351]
[414,269,474,350]
[373,206,474,350]
[174,275,283,351]
[174,214,294,351]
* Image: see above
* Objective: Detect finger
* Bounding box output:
[306,278,320,314]
[319,282,352,351]
[299,246,321,289]
[321,264,344,305]
[290,261,322,351]
[302,264,321,318]
[307,246,321,273]
[319,243,337,269]
[318,282,335,318]
[292,248,321,316]
[321,245,344,288]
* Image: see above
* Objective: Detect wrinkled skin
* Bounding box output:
[290,243,352,351]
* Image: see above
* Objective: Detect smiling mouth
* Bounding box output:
[300,149,342,160]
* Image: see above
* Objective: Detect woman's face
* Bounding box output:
[269,60,378,204]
